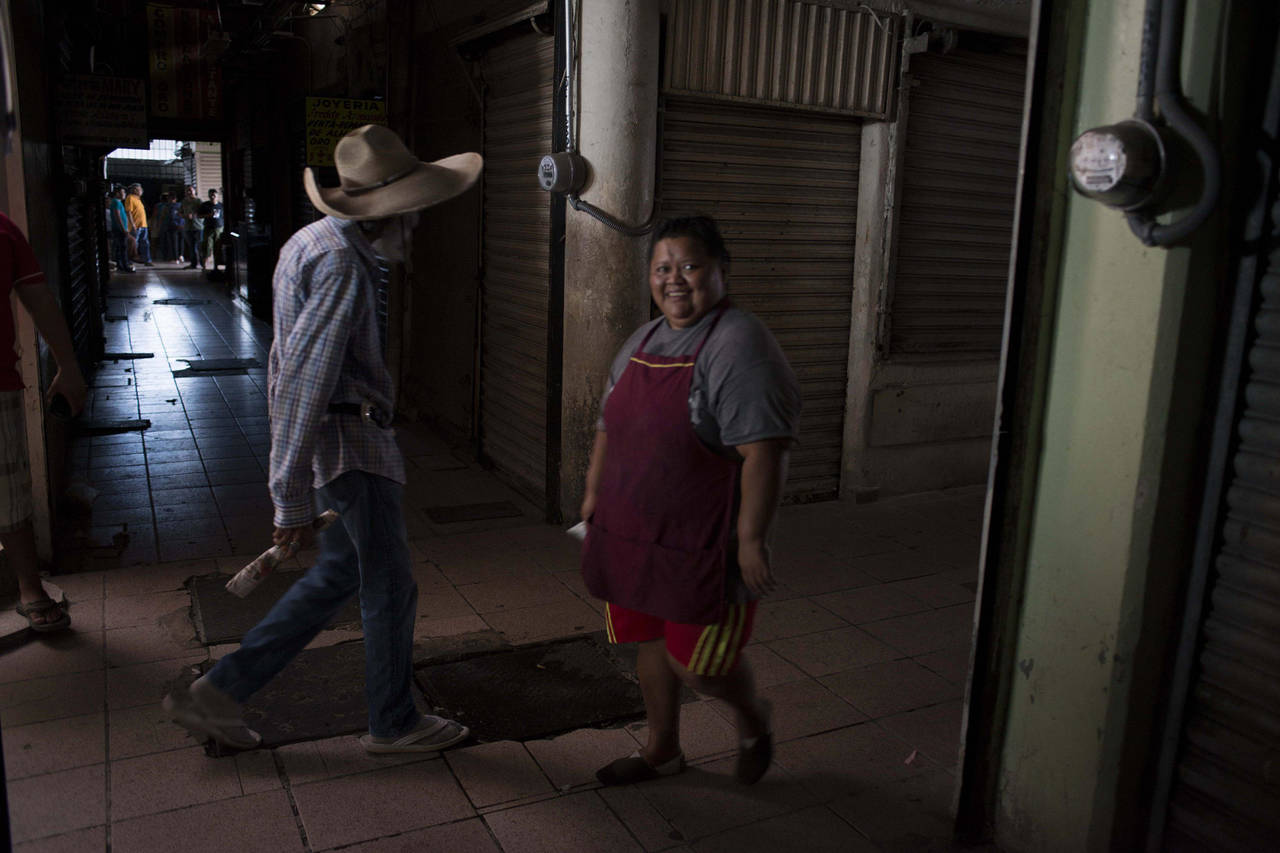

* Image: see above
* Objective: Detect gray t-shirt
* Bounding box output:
[598,305,802,455]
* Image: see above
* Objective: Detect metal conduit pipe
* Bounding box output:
[1127,0,1222,246]
[1135,0,1163,122]
[561,0,657,236]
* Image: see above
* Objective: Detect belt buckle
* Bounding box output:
[360,401,378,427]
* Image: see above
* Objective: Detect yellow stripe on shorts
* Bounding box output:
[688,622,721,675]
[707,604,745,676]
[604,604,617,644]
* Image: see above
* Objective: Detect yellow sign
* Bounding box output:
[305,97,388,166]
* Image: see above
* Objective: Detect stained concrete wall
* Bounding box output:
[993,0,1233,849]
[842,0,1024,499]
[559,0,660,520]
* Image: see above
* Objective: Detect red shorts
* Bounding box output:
[604,601,758,677]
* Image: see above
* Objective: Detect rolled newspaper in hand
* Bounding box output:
[224,510,340,598]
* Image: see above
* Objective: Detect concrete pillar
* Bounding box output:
[841,119,893,500]
[559,0,660,520]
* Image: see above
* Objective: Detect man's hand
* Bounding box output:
[273,525,314,550]
[739,538,777,597]
[47,367,87,417]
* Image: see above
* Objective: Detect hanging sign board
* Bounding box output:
[304,97,387,166]
[56,75,148,147]
[147,3,222,120]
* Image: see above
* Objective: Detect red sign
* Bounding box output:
[148,4,222,120]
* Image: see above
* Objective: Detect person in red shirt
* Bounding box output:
[1,211,87,631]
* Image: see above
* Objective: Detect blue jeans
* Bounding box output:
[206,471,420,738]
[185,227,203,265]
[134,227,152,264]
[110,231,132,271]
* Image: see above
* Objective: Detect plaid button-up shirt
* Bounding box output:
[268,216,405,527]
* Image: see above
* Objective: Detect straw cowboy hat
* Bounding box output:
[304,124,482,220]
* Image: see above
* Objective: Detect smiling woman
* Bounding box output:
[579,214,802,787]
[648,218,729,328]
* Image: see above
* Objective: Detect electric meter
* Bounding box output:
[537,152,587,194]
[1068,120,1165,210]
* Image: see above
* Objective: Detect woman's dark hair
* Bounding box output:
[649,215,730,269]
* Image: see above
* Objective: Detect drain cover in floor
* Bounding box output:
[424,501,523,524]
[74,418,150,435]
[415,639,645,741]
[239,640,369,747]
[102,352,154,360]
[189,570,362,645]
[173,357,261,376]
[153,297,211,305]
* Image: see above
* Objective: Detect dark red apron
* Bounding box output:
[582,304,737,625]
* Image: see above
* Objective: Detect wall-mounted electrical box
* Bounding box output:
[537,152,587,194]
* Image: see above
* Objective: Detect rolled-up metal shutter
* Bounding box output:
[887,45,1026,356]
[1163,255,1280,849]
[479,31,555,504]
[660,96,859,501]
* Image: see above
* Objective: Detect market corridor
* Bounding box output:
[2,263,987,852]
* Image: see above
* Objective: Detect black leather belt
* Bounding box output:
[327,402,391,428]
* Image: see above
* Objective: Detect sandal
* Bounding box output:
[360,715,470,754]
[736,699,773,785]
[596,750,685,786]
[16,598,71,633]
[162,684,262,750]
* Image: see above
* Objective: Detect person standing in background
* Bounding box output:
[168,192,185,262]
[199,189,223,271]
[124,184,152,267]
[108,186,133,273]
[180,184,203,270]
[150,192,170,261]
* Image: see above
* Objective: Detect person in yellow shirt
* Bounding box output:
[124,184,153,266]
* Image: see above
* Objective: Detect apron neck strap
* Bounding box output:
[641,300,732,355]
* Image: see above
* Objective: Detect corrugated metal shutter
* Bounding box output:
[479,31,555,504]
[60,146,100,367]
[663,0,900,119]
[194,144,222,195]
[1164,256,1280,850]
[887,46,1026,356]
[660,96,859,500]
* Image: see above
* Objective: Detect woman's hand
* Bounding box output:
[739,538,777,597]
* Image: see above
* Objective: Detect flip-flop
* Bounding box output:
[162,687,262,750]
[360,716,470,754]
[596,750,685,786]
[15,598,71,633]
[736,699,773,784]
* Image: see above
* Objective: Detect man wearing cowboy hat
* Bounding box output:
[165,125,482,754]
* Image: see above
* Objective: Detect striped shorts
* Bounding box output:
[604,600,758,677]
[0,390,33,533]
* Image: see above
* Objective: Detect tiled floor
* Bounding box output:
[65,266,277,566]
[2,263,993,851]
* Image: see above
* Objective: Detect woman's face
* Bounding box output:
[649,236,726,329]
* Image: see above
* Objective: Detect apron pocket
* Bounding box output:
[582,521,725,625]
